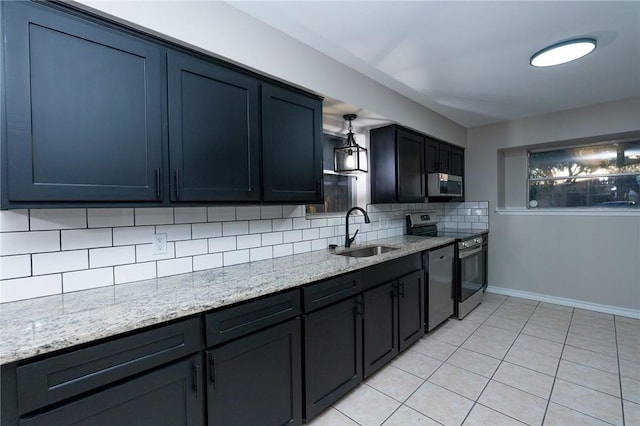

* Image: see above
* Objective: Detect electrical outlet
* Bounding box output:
[152,233,167,255]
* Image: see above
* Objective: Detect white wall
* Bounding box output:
[70,0,466,146]
[466,97,640,312]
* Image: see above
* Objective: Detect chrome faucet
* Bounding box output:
[344,206,371,248]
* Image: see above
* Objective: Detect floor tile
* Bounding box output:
[428,363,489,401]
[307,407,359,426]
[620,358,640,381]
[565,334,618,357]
[391,350,442,379]
[569,324,616,344]
[624,399,640,425]
[333,384,401,426]
[556,360,621,397]
[463,404,526,426]
[550,379,623,425]
[483,315,526,332]
[561,344,619,375]
[473,324,519,345]
[615,315,640,326]
[478,380,547,425]
[522,322,568,343]
[406,382,474,426]
[573,308,613,322]
[461,309,492,323]
[366,364,425,402]
[411,336,458,361]
[447,347,501,378]
[513,333,564,359]
[527,315,571,332]
[537,301,574,313]
[621,376,640,404]
[504,345,560,376]
[461,334,511,359]
[493,361,554,399]
[618,342,640,363]
[382,405,441,426]
[543,402,612,426]
[440,318,481,336]
[490,307,532,322]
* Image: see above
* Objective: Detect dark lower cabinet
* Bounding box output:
[363,281,398,378]
[206,319,302,426]
[303,296,362,420]
[3,1,164,204]
[19,355,204,426]
[398,270,425,351]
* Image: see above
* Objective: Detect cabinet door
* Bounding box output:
[451,147,464,177]
[363,282,398,378]
[304,296,362,420]
[424,138,440,173]
[396,130,425,202]
[206,319,302,426]
[3,2,163,204]
[439,144,453,174]
[398,270,425,351]
[168,51,260,202]
[20,356,203,426]
[262,84,323,203]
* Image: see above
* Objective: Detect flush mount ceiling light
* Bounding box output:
[334,114,368,173]
[530,38,597,67]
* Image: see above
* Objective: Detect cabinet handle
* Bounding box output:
[354,297,363,317]
[192,360,200,397]
[175,169,180,199]
[155,168,161,199]
[208,353,216,388]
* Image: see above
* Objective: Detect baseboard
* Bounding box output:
[485,285,640,319]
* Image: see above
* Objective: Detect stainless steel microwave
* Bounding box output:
[427,173,463,197]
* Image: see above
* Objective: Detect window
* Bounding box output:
[528,140,640,208]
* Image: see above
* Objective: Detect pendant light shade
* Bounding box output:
[334,114,368,173]
[530,38,597,67]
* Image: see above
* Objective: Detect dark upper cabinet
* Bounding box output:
[167,51,260,202]
[451,146,464,177]
[424,137,465,177]
[439,144,453,174]
[261,84,323,203]
[2,1,164,205]
[424,139,440,173]
[370,125,425,203]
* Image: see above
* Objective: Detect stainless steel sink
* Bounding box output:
[335,245,400,258]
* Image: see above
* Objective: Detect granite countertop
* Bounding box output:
[0,235,453,365]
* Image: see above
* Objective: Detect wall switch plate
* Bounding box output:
[152,233,167,255]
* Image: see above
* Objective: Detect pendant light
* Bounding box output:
[334,114,368,173]
[530,38,597,67]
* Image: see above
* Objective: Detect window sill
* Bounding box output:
[495,207,640,217]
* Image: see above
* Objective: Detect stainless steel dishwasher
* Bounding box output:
[426,244,454,331]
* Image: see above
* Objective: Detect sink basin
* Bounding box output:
[335,245,400,258]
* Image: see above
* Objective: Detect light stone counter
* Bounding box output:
[0,235,453,365]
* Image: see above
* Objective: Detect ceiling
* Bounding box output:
[229,1,640,128]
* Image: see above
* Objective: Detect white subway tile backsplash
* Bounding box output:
[293,241,311,254]
[135,208,174,226]
[237,234,262,250]
[136,242,175,262]
[207,206,236,222]
[236,206,261,221]
[33,250,88,275]
[310,218,328,228]
[63,267,113,292]
[0,231,60,256]
[302,228,320,241]
[224,250,250,266]
[175,239,208,258]
[0,274,62,303]
[250,246,272,262]
[90,246,135,268]
[192,222,222,239]
[319,227,334,238]
[0,255,31,280]
[30,209,87,230]
[311,238,328,251]
[157,257,192,278]
[249,220,272,234]
[272,218,293,231]
[283,230,302,243]
[273,243,293,258]
[222,221,248,236]
[261,205,282,219]
[156,224,191,241]
[115,262,156,284]
[193,253,223,271]
[113,226,155,246]
[0,210,29,232]
[292,217,310,230]
[174,207,207,224]
[262,232,283,246]
[282,205,304,218]
[62,228,112,250]
[208,236,236,253]
[88,208,134,228]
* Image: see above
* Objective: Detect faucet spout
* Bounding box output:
[345,206,371,248]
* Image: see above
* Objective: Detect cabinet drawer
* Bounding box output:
[205,289,301,347]
[361,253,422,290]
[303,272,361,312]
[16,317,200,415]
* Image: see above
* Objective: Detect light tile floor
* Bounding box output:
[307,293,640,426]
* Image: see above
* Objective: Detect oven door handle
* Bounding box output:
[459,246,482,259]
